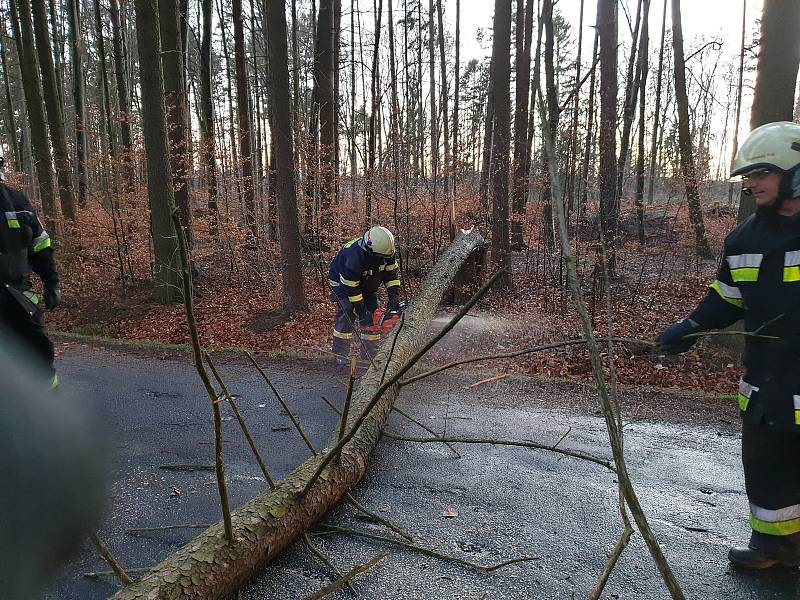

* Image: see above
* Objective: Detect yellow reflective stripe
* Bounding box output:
[4,211,19,228]
[343,238,359,248]
[48,374,59,390]
[340,275,360,287]
[33,236,52,253]
[361,333,381,341]
[737,394,750,411]
[385,262,399,271]
[385,279,401,288]
[333,329,353,339]
[329,279,340,287]
[784,266,800,282]
[795,410,800,426]
[349,294,363,303]
[709,280,743,308]
[378,264,386,271]
[750,514,800,536]
[751,502,800,536]
[730,268,759,282]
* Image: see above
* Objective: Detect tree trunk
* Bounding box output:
[646,0,668,205]
[93,0,117,177]
[479,54,494,211]
[134,0,181,303]
[0,12,20,171]
[265,0,307,311]
[737,0,800,221]
[233,0,257,238]
[540,0,556,248]
[110,231,484,600]
[671,0,712,258]
[199,0,219,229]
[315,0,336,228]
[452,0,460,202]
[615,0,644,203]
[31,0,76,222]
[160,0,193,249]
[633,0,650,244]
[11,0,58,233]
[510,0,534,249]
[597,0,619,266]
[727,0,746,206]
[436,0,451,236]
[109,0,134,186]
[67,0,87,208]
[490,0,512,290]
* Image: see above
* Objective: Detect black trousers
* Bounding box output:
[0,287,55,384]
[742,419,800,536]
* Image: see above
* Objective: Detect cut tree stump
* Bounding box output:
[110,231,485,599]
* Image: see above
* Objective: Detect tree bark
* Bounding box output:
[134,0,181,303]
[199,0,219,229]
[110,231,484,600]
[597,0,618,265]
[0,12,19,171]
[633,0,650,244]
[265,0,307,311]
[671,0,712,258]
[737,0,800,221]
[233,0,257,238]
[67,0,87,208]
[315,0,336,228]
[11,0,58,233]
[160,0,193,249]
[109,0,134,187]
[489,0,512,290]
[31,0,76,222]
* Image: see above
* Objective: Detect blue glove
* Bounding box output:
[657,318,700,354]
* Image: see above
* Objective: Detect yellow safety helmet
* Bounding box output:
[362,226,395,257]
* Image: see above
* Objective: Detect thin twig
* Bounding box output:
[245,351,317,455]
[401,336,653,386]
[388,435,614,471]
[588,526,635,600]
[344,493,414,541]
[300,270,506,497]
[339,358,357,441]
[125,524,213,535]
[89,532,132,585]
[159,464,214,471]
[303,533,358,596]
[389,405,461,457]
[316,524,536,572]
[303,549,389,600]
[380,313,405,386]
[204,351,276,488]
[467,373,508,388]
[83,567,151,580]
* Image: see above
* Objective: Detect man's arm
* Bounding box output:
[17,192,59,307]
[381,255,401,308]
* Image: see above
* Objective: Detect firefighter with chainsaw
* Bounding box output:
[657,121,800,569]
[329,226,403,365]
[0,158,60,389]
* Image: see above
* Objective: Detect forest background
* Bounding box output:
[4,0,799,395]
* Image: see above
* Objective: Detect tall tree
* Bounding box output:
[265,0,307,310]
[633,0,650,244]
[671,0,712,257]
[511,0,534,249]
[31,0,76,221]
[233,0,257,238]
[11,0,58,233]
[727,0,747,206]
[737,0,800,221]
[597,0,618,263]
[646,0,668,205]
[0,12,19,171]
[315,0,336,227]
[67,0,88,207]
[109,0,134,186]
[199,0,219,229]
[133,0,181,302]
[489,0,512,290]
[160,0,193,248]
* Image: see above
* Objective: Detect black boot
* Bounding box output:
[728,531,800,569]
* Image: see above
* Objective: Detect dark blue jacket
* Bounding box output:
[328,238,400,309]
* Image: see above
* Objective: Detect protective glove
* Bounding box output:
[43,284,61,310]
[386,296,401,313]
[657,318,700,354]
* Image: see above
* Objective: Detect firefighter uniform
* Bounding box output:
[684,210,800,539]
[328,233,401,362]
[0,183,59,387]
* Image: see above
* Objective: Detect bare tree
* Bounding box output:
[597,0,619,265]
[315,0,337,227]
[511,0,534,249]
[671,0,712,257]
[233,0,257,238]
[67,0,87,207]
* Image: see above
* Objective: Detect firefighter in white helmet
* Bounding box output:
[328,226,402,364]
[658,121,800,569]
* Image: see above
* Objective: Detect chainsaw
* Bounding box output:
[370,302,406,333]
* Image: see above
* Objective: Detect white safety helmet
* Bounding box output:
[731,121,800,200]
[362,226,395,257]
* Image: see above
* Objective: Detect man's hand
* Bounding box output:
[43,284,60,310]
[657,318,700,354]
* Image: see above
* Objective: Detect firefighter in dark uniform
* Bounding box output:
[658,121,800,569]
[0,162,60,389]
[328,226,401,364]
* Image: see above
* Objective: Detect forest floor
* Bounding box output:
[49,201,743,398]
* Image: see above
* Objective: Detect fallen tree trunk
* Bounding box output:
[111,231,485,600]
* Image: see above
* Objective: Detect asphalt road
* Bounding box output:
[42,342,800,600]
